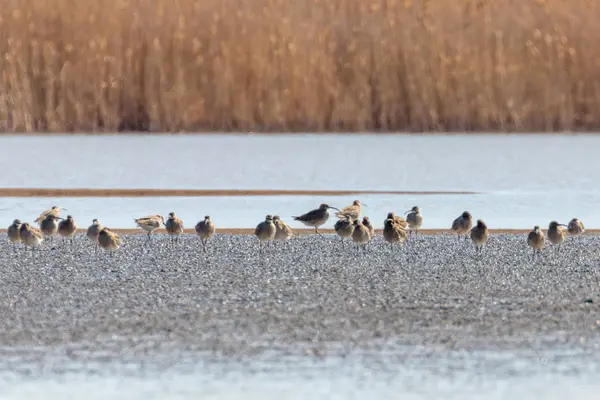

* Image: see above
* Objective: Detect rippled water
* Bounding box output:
[0,134,599,228]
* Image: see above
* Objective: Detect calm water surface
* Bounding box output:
[0,134,599,228]
[2,134,599,398]
[2,345,599,400]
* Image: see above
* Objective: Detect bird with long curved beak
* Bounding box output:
[548,221,568,250]
[293,203,340,236]
[336,200,366,221]
[35,206,67,224]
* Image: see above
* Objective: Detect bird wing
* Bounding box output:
[527,231,536,245]
[293,208,321,222]
[451,217,461,231]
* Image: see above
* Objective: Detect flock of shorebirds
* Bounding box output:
[5,200,587,258]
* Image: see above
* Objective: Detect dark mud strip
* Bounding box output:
[0,188,480,197]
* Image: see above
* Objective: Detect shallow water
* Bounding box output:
[2,345,599,400]
[0,134,599,228]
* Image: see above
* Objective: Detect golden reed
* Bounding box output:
[0,0,597,133]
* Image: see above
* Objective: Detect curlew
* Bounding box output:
[334,215,354,242]
[362,216,375,237]
[351,219,372,250]
[336,200,366,221]
[384,212,408,230]
[470,219,489,255]
[134,214,164,240]
[87,218,103,253]
[527,225,545,259]
[451,211,473,241]
[383,218,408,245]
[405,206,423,237]
[292,203,339,236]
[58,215,77,245]
[7,219,22,247]
[98,227,123,253]
[567,218,585,237]
[40,215,61,242]
[165,212,184,244]
[273,215,294,241]
[195,215,216,252]
[547,221,567,252]
[255,214,276,254]
[35,206,66,224]
[19,222,43,250]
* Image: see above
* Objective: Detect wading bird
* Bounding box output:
[165,212,184,244]
[405,206,423,237]
[451,211,473,241]
[470,219,489,255]
[58,215,77,245]
[273,215,294,241]
[527,225,545,260]
[336,200,365,221]
[293,203,339,236]
[87,218,103,253]
[195,215,216,253]
[7,219,22,249]
[134,214,164,240]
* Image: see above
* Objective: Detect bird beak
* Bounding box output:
[404,210,410,215]
[328,206,340,211]
[60,207,68,211]
[362,203,368,207]
[559,224,568,227]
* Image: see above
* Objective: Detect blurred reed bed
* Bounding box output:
[0,0,597,132]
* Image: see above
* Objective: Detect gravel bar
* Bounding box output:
[1,233,599,358]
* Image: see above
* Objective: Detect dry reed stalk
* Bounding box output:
[0,0,598,133]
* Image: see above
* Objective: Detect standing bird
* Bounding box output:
[292,203,339,236]
[384,212,408,229]
[35,206,66,224]
[134,214,164,240]
[195,215,216,252]
[255,214,276,254]
[87,218,104,253]
[165,212,184,244]
[19,222,43,250]
[451,211,473,241]
[40,215,61,242]
[98,227,123,253]
[383,218,408,245]
[567,218,585,237]
[351,219,372,250]
[336,200,366,221]
[272,215,294,241]
[334,215,354,243]
[527,225,545,259]
[7,219,22,248]
[548,221,567,251]
[58,215,77,245]
[470,219,489,255]
[405,206,423,237]
[362,216,375,237]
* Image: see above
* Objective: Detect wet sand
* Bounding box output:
[1,232,598,356]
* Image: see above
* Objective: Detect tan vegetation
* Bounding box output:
[0,0,597,133]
